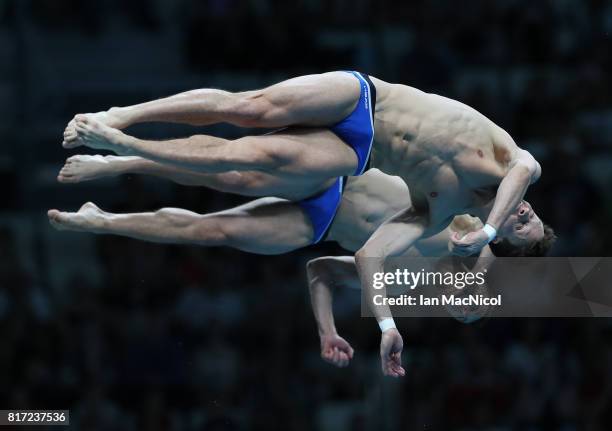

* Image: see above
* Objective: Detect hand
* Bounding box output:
[380,328,405,377]
[320,333,354,368]
[450,229,489,257]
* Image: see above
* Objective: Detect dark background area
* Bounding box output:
[1,0,611,429]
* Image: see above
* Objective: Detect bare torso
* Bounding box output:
[328,169,409,250]
[368,76,517,230]
[327,169,483,253]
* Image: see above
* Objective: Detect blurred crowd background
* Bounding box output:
[1,0,611,429]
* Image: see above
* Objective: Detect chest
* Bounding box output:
[415,169,495,226]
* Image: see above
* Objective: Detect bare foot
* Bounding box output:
[63,107,126,148]
[65,115,132,153]
[48,202,107,233]
[58,155,119,183]
[62,107,129,148]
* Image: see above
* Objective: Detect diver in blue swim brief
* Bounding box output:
[330,71,377,176]
[59,68,548,380]
[62,70,381,246]
[298,71,377,243]
[62,68,544,258]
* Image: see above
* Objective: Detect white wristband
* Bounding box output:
[378,318,396,332]
[482,224,497,243]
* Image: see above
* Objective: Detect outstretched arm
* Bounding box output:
[355,207,428,377]
[452,149,540,256]
[307,256,359,368]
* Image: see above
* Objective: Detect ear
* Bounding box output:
[491,237,501,244]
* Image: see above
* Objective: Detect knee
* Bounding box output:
[156,208,192,227]
[229,137,278,169]
[153,208,210,244]
[216,171,263,195]
[231,92,275,127]
[192,216,229,246]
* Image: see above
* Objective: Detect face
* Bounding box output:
[497,200,544,247]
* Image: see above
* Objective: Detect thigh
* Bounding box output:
[237,127,359,178]
[247,72,361,127]
[211,197,314,254]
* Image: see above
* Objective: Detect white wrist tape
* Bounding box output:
[482,224,497,243]
[378,318,396,332]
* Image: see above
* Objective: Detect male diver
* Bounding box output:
[57,71,551,375]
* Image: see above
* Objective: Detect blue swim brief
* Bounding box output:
[298,71,377,244]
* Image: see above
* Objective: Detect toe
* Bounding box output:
[62,139,81,149]
[58,174,77,183]
[47,209,62,223]
[64,122,75,133]
[75,124,91,136]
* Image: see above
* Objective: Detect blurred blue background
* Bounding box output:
[0,0,611,429]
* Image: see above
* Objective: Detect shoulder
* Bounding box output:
[490,129,540,183]
[505,148,541,183]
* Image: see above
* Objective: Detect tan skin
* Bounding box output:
[49,161,527,256]
[308,216,495,370]
[58,71,543,376]
[48,165,429,254]
[51,160,524,377]
[60,72,542,241]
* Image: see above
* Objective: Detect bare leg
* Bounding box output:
[63,72,360,146]
[67,116,357,179]
[57,154,278,196]
[47,198,314,255]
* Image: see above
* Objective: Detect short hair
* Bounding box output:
[489,224,557,257]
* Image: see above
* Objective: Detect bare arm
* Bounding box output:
[486,149,540,230]
[472,244,496,273]
[355,207,428,326]
[452,149,540,256]
[307,256,358,367]
[355,207,428,377]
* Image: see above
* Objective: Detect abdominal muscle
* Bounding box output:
[327,170,411,250]
[371,88,513,228]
